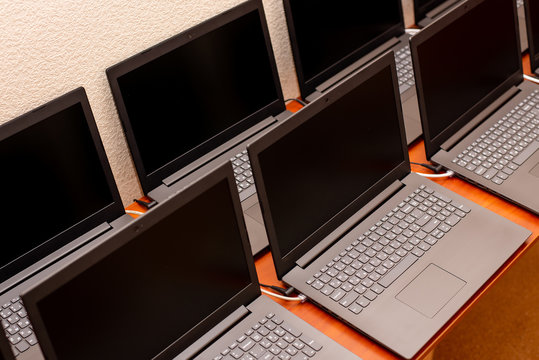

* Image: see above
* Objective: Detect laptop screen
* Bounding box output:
[108,2,283,194]
[0,89,123,283]
[284,0,403,97]
[251,55,408,277]
[25,167,256,360]
[526,0,539,72]
[413,0,521,159]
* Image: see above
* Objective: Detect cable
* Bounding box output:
[261,288,307,302]
[410,161,443,173]
[523,74,539,84]
[260,283,296,296]
[126,210,145,216]
[284,98,308,107]
[413,170,455,178]
[405,28,420,35]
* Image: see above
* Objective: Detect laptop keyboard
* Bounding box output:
[231,150,255,197]
[394,45,415,94]
[307,185,470,314]
[453,90,539,185]
[212,312,322,360]
[1,297,38,356]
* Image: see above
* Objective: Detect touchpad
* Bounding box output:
[529,163,539,178]
[245,202,264,224]
[396,264,466,318]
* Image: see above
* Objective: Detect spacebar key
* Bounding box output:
[513,141,539,165]
[378,253,419,288]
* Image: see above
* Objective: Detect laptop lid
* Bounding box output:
[411,0,523,160]
[0,87,124,288]
[22,163,261,360]
[107,0,285,195]
[525,0,539,73]
[283,0,405,99]
[248,52,410,279]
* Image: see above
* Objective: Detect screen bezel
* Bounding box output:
[248,52,410,279]
[525,0,539,73]
[282,0,406,99]
[0,87,124,284]
[22,162,260,360]
[106,0,285,195]
[411,0,523,160]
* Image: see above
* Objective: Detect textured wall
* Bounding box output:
[0,0,413,206]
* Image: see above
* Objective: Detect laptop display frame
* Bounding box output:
[411,0,523,160]
[525,0,539,73]
[0,87,125,285]
[22,162,260,360]
[248,53,411,279]
[282,0,406,99]
[107,0,285,194]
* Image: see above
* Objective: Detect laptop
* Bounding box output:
[0,88,132,359]
[525,0,539,74]
[107,0,290,256]
[414,0,528,51]
[412,0,539,215]
[21,162,361,360]
[246,52,531,359]
[0,334,13,360]
[282,0,422,144]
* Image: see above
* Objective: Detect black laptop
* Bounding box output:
[282,0,422,144]
[21,163,361,360]
[107,0,290,256]
[246,52,530,359]
[414,0,528,50]
[0,88,131,359]
[412,0,539,215]
[525,0,539,74]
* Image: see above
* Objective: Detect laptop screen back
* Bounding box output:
[108,2,283,194]
[26,168,254,360]
[251,54,408,277]
[414,0,448,23]
[413,0,521,159]
[0,89,123,283]
[284,0,403,97]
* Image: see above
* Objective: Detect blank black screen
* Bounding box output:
[287,0,402,85]
[416,0,520,141]
[0,104,114,279]
[528,0,539,70]
[35,179,252,360]
[118,9,279,177]
[258,67,405,257]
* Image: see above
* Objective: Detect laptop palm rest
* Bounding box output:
[396,264,466,318]
[530,163,539,178]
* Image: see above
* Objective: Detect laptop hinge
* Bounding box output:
[426,0,461,19]
[162,116,277,187]
[168,306,249,360]
[440,86,520,152]
[296,180,405,269]
[314,37,401,94]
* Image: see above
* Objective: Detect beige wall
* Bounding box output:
[0,0,414,206]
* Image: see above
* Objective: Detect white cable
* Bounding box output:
[523,74,539,84]
[261,288,307,302]
[413,170,455,178]
[126,210,145,216]
[405,28,421,35]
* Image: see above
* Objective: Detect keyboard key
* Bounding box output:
[379,253,419,288]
